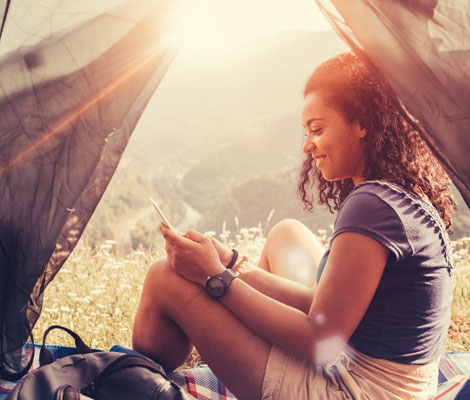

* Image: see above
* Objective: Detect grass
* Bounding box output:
[447,239,470,352]
[32,229,470,368]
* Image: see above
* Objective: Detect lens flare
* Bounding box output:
[314,334,346,365]
[281,245,316,286]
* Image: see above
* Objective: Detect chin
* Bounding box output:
[319,171,336,182]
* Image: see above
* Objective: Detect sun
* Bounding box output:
[176,0,243,59]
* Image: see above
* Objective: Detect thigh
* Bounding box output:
[258,219,325,287]
[137,260,271,400]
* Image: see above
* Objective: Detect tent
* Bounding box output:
[0,0,468,381]
[315,0,470,208]
[0,0,180,378]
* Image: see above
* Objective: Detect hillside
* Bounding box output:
[81,29,470,253]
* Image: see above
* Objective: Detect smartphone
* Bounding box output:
[149,197,174,230]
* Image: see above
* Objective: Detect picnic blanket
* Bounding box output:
[0,344,468,400]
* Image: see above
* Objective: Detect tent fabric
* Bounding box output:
[0,0,179,378]
[315,0,470,208]
[0,0,10,41]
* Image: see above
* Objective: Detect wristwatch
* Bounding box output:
[205,269,238,299]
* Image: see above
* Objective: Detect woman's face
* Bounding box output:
[301,92,366,186]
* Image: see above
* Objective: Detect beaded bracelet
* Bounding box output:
[233,255,248,276]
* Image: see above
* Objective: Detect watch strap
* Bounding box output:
[220,268,237,287]
[206,269,238,299]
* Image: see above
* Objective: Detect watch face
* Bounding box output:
[206,277,225,298]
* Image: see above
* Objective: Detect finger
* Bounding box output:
[209,236,228,251]
[208,236,220,245]
[159,222,169,237]
[161,223,193,246]
[166,242,184,254]
[160,222,172,236]
[183,230,205,243]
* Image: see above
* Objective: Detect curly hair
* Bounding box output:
[298,52,456,232]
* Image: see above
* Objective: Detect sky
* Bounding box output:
[177,0,333,58]
[178,0,332,36]
[1,0,333,57]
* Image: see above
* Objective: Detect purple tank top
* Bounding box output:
[317,180,453,365]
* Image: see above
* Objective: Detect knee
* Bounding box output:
[138,259,175,303]
[270,218,305,233]
[263,219,322,285]
[266,219,309,244]
[140,259,202,307]
[146,259,170,284]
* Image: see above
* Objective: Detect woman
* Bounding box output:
[132,52,456,400]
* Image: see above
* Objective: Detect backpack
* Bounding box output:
[6,325,195,400]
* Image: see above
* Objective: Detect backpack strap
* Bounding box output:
[54,384,80,400]
[81,353,170,398]
[40,325,92,366]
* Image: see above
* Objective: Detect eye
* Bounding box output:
[303,128,322,137]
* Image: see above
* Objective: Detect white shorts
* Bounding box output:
[262,344,439,400]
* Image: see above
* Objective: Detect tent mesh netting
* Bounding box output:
[0,0,180,379]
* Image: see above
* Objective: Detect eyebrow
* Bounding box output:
[304,118,324,128]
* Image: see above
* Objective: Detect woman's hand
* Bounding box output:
[207,236,234,267]
[160,223,225,286]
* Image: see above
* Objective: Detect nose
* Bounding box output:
[302,134,316,154]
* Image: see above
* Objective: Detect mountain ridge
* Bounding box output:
[82,29,470,252]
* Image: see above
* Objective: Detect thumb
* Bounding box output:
[208,236,221,245]
[183,230,205,243]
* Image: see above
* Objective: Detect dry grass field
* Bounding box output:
[32,229,470,369]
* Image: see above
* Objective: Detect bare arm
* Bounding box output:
[209,236,313,313]
[237,265,313,314]
[162,226,388,364]
[220,232,388,363]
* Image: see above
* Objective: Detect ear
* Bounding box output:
[354,121,367,140]
[359,126,367,139]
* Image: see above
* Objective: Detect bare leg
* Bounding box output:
[133,260,271,400]
[258,219,325,287]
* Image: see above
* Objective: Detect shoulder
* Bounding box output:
[339,180,441,224]
[333,181,415,262]
[338,181,401,217]
[334,180,452,265]
[335,180,407,231]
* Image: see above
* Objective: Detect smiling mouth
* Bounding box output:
[314,155,326,166]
